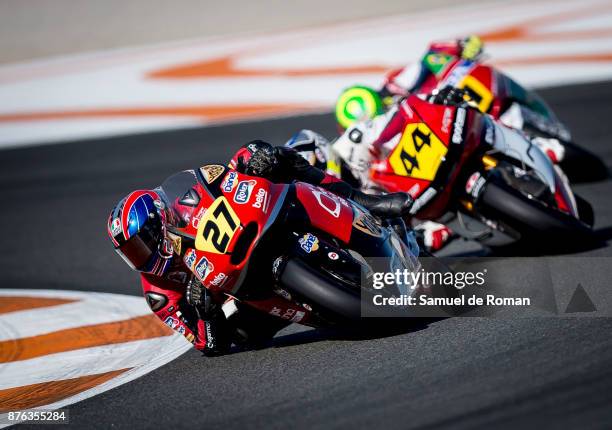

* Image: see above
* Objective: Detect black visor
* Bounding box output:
[115,219,162,271]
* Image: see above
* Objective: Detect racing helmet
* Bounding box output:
[285,129,331,172]
[335,85,384,130]
[107,190,173,276]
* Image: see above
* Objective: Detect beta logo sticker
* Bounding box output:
[222,171,239,193]
[252,188,268,212]
[209,272,227,287]
[389,122,448,181]
[183,249,197,269]
[195,256,213,281]
[234,180,256,204]
[299,233,319,253]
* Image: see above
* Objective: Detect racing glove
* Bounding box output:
[429,86,472,106]
[186,278,232,356]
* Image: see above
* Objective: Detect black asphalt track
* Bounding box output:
[4,81,612,429]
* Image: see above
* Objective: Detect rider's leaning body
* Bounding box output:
[377,35,564,163]
[381,35,485,99]
[107,142,412,356]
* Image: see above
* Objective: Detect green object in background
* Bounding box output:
[423,53,454,75]
[335,85,384,129]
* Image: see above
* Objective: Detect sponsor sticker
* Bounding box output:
[328,252,339,260]
[465,172,486,198]
[199,165,225,184]
[452,108,466,144]
[205,321,215,349]
[310,186,350,218]
[274,288,292,301]
[291,311,306,323]
[234,180,256,204]
[167,232,182,255]
[183,249,197,269]
[111,218,122,236]
[145,292,167,311]
[299,233,319,253]
[252,188,268,211]
[222,171,239,193]
[191,206,206,229]
[465,172,481,194]
[164,316,179,329]
[195,256,213,281]
[441,107,453,134]
[209,272,227,287]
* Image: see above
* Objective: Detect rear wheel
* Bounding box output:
[477,177,596,249]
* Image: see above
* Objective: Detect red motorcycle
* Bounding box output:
[362,95,595,248]
[337,57,607,182]
[157,166,422,326]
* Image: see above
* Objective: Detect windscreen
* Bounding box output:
[156,170,201,228]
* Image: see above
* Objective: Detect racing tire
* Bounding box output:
[575,194,594,227]
[279,258,363,321]
[478,177,596,249]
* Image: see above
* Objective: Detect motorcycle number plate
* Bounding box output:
[389,122,448,181]
[195,196,241,254]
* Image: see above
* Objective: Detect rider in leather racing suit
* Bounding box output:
[380,35,565,163]
[107,141,413,356]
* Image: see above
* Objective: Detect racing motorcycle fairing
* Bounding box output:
[161,167,290,295]
[369,95,483,219]
[294,182,354,243]
[165,166,423,326]
[367,94,581,222]
[415,57,571,142]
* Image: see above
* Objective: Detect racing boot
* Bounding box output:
[351,190,413,218]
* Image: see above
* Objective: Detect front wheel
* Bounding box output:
[279,258,363,321]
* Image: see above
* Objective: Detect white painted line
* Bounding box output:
[0,336,189,390]
[0,290,193,428]
[0,0,610,147]
[0,290,151,341]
